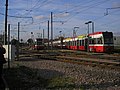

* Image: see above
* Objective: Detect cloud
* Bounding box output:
[54,12,70,18]
[34,15,45,19]
[112,2,120,7]
[1,0,120,40]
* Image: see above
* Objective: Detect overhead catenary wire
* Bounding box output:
[0,0,110,25]
[5,0,51,26]
[56,0,96,15]
[13,0,51,25]
[64,0,112,22]
[0,0,120,37]
[40,0,119,31]
[95,6,120,30]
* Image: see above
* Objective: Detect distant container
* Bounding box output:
[3,45,16,61]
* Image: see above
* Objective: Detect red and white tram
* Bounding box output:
[89,32,114,52]
[33,38,44,50]
[62,31,114,52]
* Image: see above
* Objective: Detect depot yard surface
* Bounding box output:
[3,49,120,90]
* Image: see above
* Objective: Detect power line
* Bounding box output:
[19,0,50,17]
[105,6,120,16]
[58,0,96,14]
[0,12,33,23]
[9,0,51,25]
[0,12,32,18]
[64,0,111,22]
[94,6,120,21]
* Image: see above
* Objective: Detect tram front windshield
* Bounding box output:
[103,32,113,44]
[35,39,43,45]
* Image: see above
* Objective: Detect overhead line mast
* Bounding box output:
[51,12,53,50]
[4,0,8,45]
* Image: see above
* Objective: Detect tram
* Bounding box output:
[56,31,114,53]
[33,38,44,50]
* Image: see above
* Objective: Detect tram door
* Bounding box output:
[85,39,88,51]
[77,40,79,50]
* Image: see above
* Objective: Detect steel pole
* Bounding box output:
[4,0,8,45]
[8,24,10,68]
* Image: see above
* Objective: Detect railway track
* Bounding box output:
[19,50,120,70]
[55,56,120,70]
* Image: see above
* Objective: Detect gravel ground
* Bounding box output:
[8,57,120,90]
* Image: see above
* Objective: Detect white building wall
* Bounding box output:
[3,45,16,61]
[114,36,120,49]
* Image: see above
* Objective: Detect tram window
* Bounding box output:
[89,39,93,44]
[94,38,97,44]
[74,41,76,46]
[80,40,82,46]
[92,39,95,44]
[82,40,84,46]
[68,41,70,46]
[63,42,65,45]
[36,41,42,45]
[89,39,91,44]
[71,41,73,46]
[70,41,71,46]
[89,38,95,44]
[70,41,72,45]
[104,38,113,44]
[103,32,113,44]
[68,42,70,46]
[75,41,77,46]
[73,41,74,46]
[97,38,103,44]
[67,42,69,46]
[73,41,75,46]
[77,40,79,46]
[64,42,66,45]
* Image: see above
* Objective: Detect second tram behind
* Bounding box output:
[33,38,44,50]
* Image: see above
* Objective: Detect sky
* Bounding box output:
[0,0,120,42]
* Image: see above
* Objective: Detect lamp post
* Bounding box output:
[73,27,79,49]
[86,21,94,33]
[73,27,79,37]
[85,21,94,52]
[59,31,62,37]
[91,21,94,34]
[59,31,62,49]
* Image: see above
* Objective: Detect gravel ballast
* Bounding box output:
[5,58,120,90]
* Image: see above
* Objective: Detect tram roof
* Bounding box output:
[77,34,87,39]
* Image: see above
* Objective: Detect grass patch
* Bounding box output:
[47,77,76,89]
[4,65,84,90]
[4,66,48,90]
